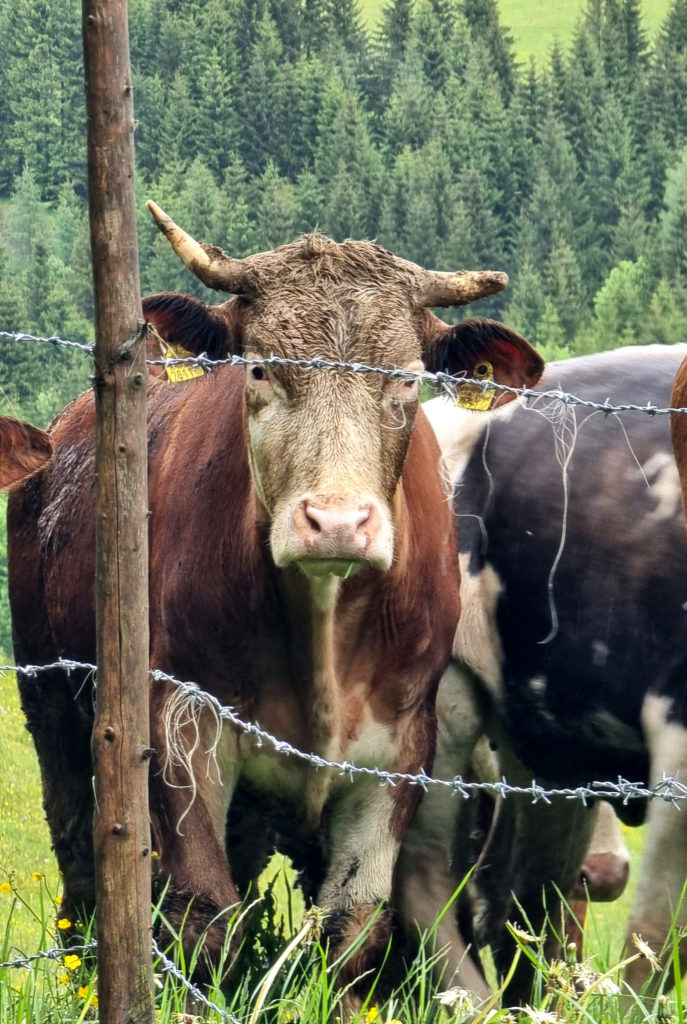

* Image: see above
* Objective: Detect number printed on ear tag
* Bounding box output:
[162,341,206,382]
[455,360,496,410]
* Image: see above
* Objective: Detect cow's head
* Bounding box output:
[0,416,53,488]
[146,202,544,577]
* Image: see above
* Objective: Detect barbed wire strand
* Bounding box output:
[0,938,241,1023]
[0,941,97,971]
[152,939,242,1024]
[2,659,684,807]
[0,330,94,355]
[3,328,687,417]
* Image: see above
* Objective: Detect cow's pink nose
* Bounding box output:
[572,852,630,902]
[292,497,378,559]
[304,502,370,538]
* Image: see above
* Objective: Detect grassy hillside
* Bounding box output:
[360,0,672,64]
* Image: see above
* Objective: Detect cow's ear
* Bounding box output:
[142,292,240,361]
[0,416,53,488]
[424,316,544,409]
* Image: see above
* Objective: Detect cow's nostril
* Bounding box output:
[305,508,322,533]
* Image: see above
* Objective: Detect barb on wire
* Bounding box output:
[0,937,242,1023]
[0,330,94,356]
[0,941,97,972]
[153,940,244,1024]
[5,325,687,416]
[4,657,686,805]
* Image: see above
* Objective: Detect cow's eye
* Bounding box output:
[251,366,267,381]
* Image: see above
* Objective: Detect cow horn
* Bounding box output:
[415,269,509,308]
[146,201,253,294]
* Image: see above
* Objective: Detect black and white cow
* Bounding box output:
[397,344,687,1002]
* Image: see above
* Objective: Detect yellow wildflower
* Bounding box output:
[63,954,82,970]
[92,996,99,1008]
[57,973,70,985]
[55,895,63,905]
[57,918,72,930]
[0,882,11,894]
[365,1009,378,1023]
[32,872,42,881]
[77,986,89,999]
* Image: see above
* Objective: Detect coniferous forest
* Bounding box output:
[1,0,687,419]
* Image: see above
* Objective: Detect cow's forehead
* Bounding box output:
[244,286,422,364]
[245,232,419,291]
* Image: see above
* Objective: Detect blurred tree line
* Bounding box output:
[1,0,687,647]
[3,0,687,412]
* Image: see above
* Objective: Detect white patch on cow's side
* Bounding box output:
[343,713,398,774]
[640,451,682,521]
[592,640,609,668]
[529,674,547,695]
[640,692,673,746]
[454,553,504,697]
[626,696,687,989]
[424,395,518,487]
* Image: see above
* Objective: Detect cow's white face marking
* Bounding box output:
[242,312,422,576]
[639,451,682,521]
[454,553,504,696]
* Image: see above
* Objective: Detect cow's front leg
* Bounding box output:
[317,774,407,1013]
[394,663,491,1000]
[485,747,595,1006]
[150,691,240,982]
[625,696,687,996]
[17,664,96,927]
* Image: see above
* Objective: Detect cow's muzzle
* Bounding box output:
[570,850,630,902]
[274,493,393,574]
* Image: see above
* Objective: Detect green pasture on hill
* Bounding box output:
[360,0,672,64]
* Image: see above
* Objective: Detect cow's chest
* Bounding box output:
[235,677,399,822]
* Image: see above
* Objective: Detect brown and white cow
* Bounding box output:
[7,207,544,1006]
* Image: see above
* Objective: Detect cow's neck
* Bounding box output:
[266,567,351,827]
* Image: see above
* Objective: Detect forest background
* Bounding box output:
[1,0,687,651]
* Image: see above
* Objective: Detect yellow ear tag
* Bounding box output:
[455,360,496,411]
[162,340,205,382]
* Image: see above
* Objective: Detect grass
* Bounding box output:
[0,668,675,1023]
[358,0,673,66]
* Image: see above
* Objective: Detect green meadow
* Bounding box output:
[0,668,656,1023]
[360,0,673,64]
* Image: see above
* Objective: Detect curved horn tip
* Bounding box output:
[454,270,509,293]
[146,199,173,232]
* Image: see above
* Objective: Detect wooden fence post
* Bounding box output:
[83,2,154,1022]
